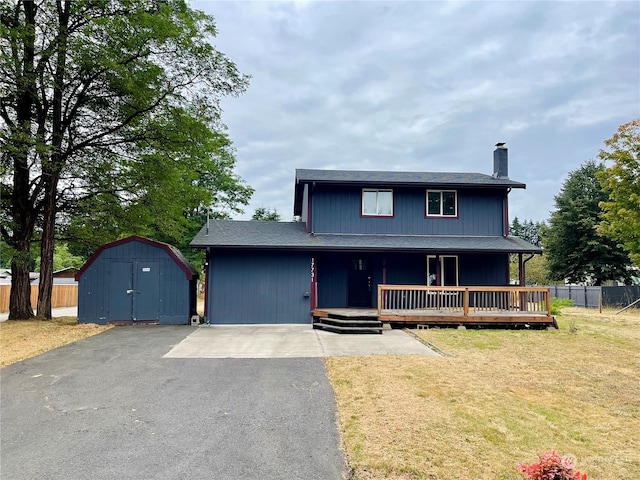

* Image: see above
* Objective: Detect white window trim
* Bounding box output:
[361,189,394,216]
[426,190,458,217]
[427,255,459,286]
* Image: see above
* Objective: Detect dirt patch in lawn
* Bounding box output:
[327,307,640,480]
[0,317,111,367]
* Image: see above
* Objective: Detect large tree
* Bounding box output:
[543,160,632,285]
[0,1,252,319]
[509,217,543,247]
[597,119,640,266]
[509,217,547,284]
[252,207,281,222]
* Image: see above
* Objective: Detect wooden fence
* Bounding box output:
[0,285,78,313]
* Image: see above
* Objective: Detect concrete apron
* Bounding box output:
[163,324,439,359]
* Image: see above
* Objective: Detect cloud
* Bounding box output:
[194,0,640,222]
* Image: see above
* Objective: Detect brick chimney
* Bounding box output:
[493,143,508,178]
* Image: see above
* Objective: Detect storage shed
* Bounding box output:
[75,236,198,325]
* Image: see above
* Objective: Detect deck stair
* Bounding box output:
[312,309,383,334]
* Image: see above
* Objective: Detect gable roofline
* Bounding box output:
[293,168,526,216]
[75,235,198,281]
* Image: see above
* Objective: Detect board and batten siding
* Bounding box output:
[315,253,349,308]
[315,252,508,309]
[207,251,312,324]
[78,239,195,325]
[310,185,506,235]
[458,253,509,286]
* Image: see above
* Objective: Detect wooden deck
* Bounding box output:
[313,285,557,329]
[379,285,556,328]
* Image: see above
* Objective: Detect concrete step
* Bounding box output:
[324,313,379,321]
[313,322,383,334]
[317,317,383,327]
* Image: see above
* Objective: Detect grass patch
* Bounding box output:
[327,307,640,480]
[0,317,111,367]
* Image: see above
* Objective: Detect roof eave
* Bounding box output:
[295,178,526,189]
[192,243,541,254]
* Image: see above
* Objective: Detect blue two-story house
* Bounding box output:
[191,145,543,327]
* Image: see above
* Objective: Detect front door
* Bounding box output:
[348,257,371,307]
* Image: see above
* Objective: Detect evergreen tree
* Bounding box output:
[543,161,632,285]
[252,207,282,222]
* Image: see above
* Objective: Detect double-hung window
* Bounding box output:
[426,190,457,217]
[362,189,393,216]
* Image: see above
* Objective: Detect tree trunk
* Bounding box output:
[36,180,58,320]
[36,1,70,320]
[9,245,35,320]
[7,1,38,320]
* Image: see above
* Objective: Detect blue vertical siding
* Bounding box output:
[316,253,348,308]
[459,253,509,286]
[78,239,195,325]
[207,251,311,324]
[310,185,506,235]
[315,252,509,309]
[385,254,427,285]
[301,184,309,225]
[317,253,427,308]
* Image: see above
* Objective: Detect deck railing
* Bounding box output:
[377,285,551,318]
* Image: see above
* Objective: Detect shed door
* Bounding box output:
[108,262,134,321]
[133,262,159,321]
[107,261,159,322]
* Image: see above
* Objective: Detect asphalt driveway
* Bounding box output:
[0,327,347,480]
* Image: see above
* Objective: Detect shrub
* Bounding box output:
[550,297,574,315]
[518,450,587,480]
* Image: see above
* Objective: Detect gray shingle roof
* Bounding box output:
[293,168,525,216]
[295,169,526,188]
[190,220,542,254]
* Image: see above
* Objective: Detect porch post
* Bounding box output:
[310,257,317,311]
[436,254,441,309]
[203,248,209,320]
[518,253,524,286]
[382,256,387,284]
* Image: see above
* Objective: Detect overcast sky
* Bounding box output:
[193,0,639,224]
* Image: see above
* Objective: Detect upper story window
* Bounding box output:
[426,190,457,217]
[362,189,393,216]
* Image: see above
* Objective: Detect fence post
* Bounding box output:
[546,288,551,316]
[463,288,469,319]
[599,288,602,313]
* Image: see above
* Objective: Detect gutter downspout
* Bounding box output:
[519,253,536,312]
